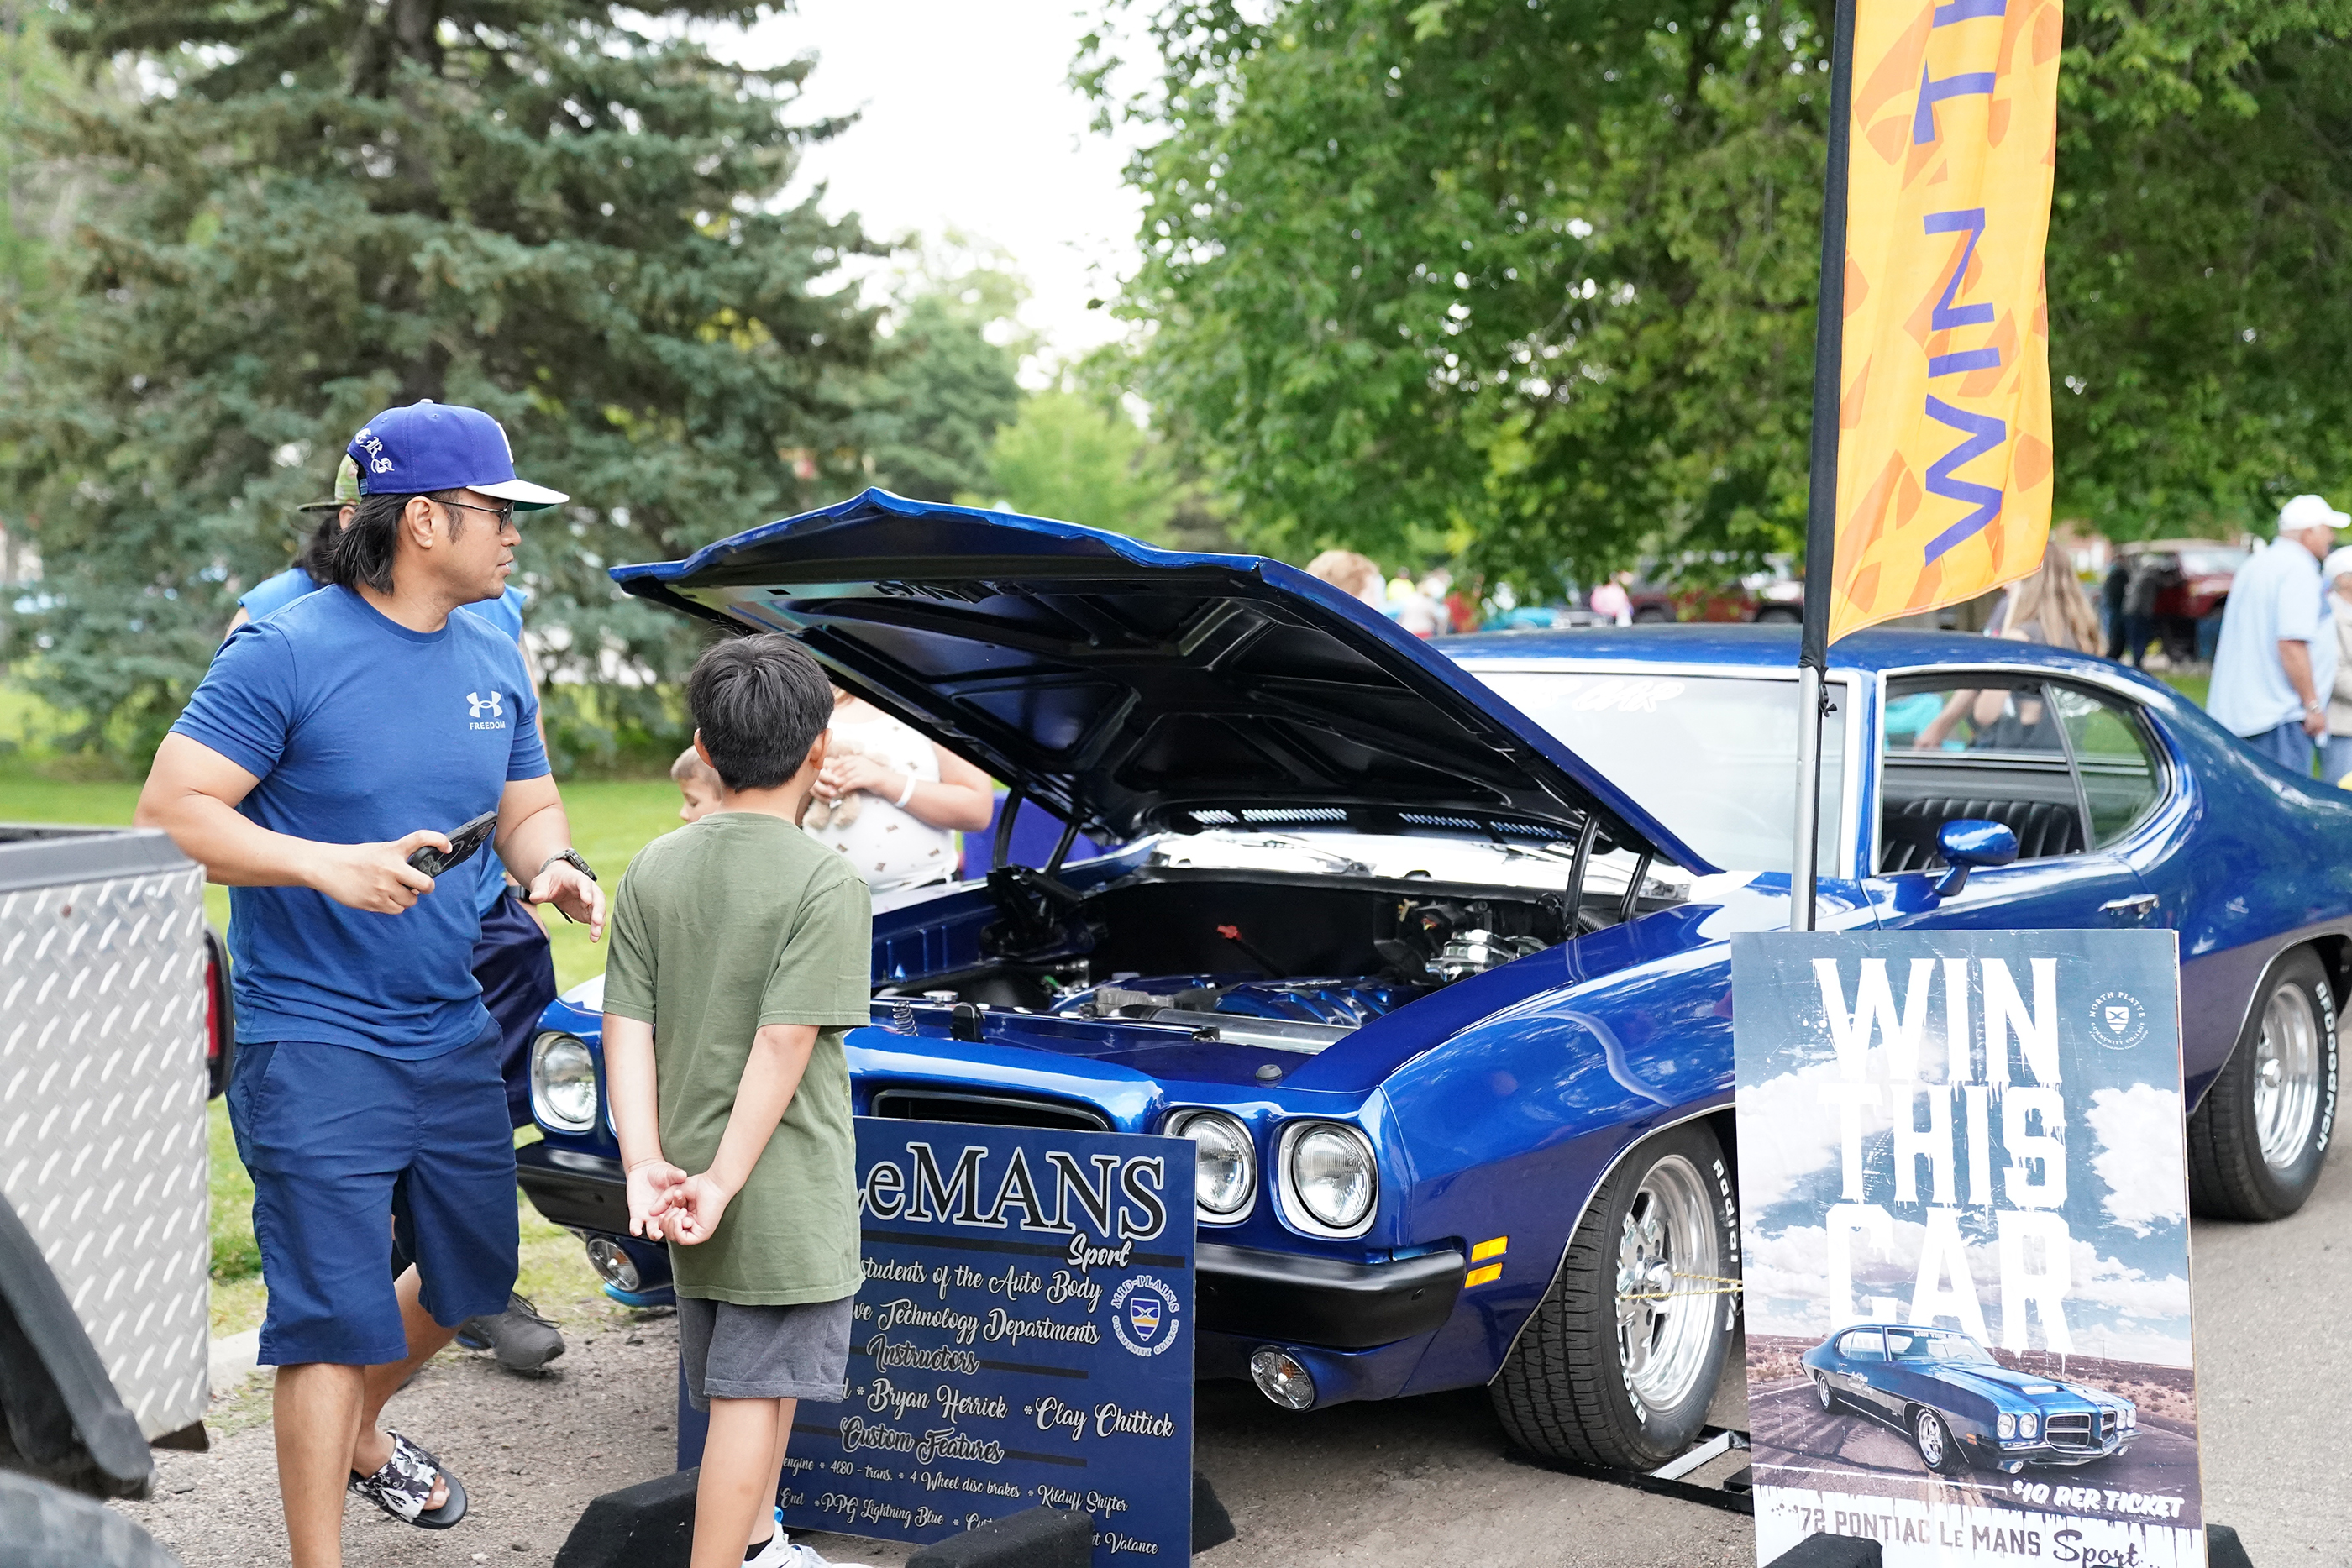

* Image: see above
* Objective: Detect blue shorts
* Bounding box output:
[227,1023,518,1367]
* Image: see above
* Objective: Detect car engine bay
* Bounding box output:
[873,842,1654,1051]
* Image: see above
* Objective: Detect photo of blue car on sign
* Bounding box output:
[1731,930,2204,1568]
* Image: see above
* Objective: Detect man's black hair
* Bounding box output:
[318,490,465,594]
[685,633,834,793]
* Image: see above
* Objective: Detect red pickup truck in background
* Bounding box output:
[2118,538,2244,663]
[1623,559,1805,624]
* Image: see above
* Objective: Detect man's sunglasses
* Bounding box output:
[439,498,517,530]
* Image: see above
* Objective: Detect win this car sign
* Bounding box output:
[1732,931,2205,1567]
[722,1119,1194,1559]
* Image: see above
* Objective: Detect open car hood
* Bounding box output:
[612,490,1713,871]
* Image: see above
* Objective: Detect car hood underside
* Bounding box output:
[611,490,1709,869]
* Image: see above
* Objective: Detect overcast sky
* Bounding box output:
[711,1,1151,375]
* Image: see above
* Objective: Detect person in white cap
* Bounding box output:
[2206,492,2346,774]
[2323,543,2352,784]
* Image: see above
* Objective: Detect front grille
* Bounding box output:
[2045,1413,2096,1449]
[869,1088,1110,1132]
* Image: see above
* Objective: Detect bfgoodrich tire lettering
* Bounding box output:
[2188,947,2339,1221]
[1488,1122,1738,1469]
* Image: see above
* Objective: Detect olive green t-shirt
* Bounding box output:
[601,811,873,1305]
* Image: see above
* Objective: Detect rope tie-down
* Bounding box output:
[1617,1270,1746,1303]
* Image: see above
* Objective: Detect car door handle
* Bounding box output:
[2099,893,2159,919]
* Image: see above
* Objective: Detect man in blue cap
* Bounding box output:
[139,401,606,1565]
[232,449,567,1377]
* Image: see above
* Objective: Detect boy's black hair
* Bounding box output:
[685,633,833,792]
[319,490,465,593]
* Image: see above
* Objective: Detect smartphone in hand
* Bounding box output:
[406,810,500,877]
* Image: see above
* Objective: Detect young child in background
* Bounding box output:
[671,744,722,824]
[605,635,874,1568]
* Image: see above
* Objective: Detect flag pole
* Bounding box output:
[1793,0,1858,935]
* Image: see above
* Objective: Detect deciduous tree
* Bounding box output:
[1086,1,2352,596]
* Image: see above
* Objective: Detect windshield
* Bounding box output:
[1885,1328,1996,1364]
[2176,548,2246,576]
[1473,669,1845,874]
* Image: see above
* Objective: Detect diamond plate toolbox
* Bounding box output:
[1,831,210,1440]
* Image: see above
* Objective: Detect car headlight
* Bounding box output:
[2019,1413,2038,1440]
[2119,1408,2134,1429]
[1168,1110,1255,1219]
[1280,1122,1378,1236]
[531,1031,599,1133]
[1997,1413,2016,1439]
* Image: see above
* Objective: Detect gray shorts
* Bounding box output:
[677,1294,854,1410]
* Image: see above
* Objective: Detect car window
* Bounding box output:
[1838,1328,1886,1361]
[2050,685,2162,847]
[1880,675,2082,873]
[1473,670,1845,874]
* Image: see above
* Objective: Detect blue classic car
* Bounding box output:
[1802,1324,2136,1474]
[514,490,2348,1471]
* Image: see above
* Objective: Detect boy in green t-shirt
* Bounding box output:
[603,632,875,1568]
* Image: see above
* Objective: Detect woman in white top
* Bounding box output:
[803,688,996,891]
[2323,547,2352,785]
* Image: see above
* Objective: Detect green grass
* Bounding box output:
[3,683,689,1334]
[541,779,692,989]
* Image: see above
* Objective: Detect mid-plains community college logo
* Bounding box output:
[1110,1275,1181,1357]
[2087,989,2150,1050]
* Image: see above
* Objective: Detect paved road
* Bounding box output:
[118,1127,2352,1565]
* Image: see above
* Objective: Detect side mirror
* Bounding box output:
[1934,819,2019,899]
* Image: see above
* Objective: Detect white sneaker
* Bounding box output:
[744,1532,873,1568]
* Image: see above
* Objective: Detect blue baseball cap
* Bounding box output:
[348,401,568,509]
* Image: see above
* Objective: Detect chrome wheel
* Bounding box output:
[1614,1153,1720,1413]
[1915,1409,1948,1469]
[2254,983,2323,1173]
[1815,1373,1835,1412]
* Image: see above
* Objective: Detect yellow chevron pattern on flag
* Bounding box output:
[1828,0,2063,643]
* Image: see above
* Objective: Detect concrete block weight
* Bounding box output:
[1763,1534,1883,1568]
[552,1466,697,1568]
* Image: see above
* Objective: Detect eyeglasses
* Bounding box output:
[438,498,517,530]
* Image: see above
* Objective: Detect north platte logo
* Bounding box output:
[2087,989,2150,1050]
[1109,1275,1180,1357]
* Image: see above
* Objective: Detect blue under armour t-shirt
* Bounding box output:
[240,568,528,913]
[172,585,549,1057]
[241,567,527,642]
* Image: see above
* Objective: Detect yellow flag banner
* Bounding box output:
[1826,0,2063,643]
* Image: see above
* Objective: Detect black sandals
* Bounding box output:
[348,1430,467,1529]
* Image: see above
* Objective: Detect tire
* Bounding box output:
[0,1470,180,1568]
[1912,1408,1965,1475]
[1753,607,1801,625]
[1488,1123,1739,1468]
[2188,947,2339,1220]
[1631,606,1673,625]
[1814,1372,1837,1412]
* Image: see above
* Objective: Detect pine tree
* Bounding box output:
[3,1,879,764]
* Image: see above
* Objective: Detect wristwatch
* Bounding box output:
[538,848,598,884]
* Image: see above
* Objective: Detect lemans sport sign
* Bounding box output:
[679,1118,1196,1562]
[1733,930,2207,1567]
